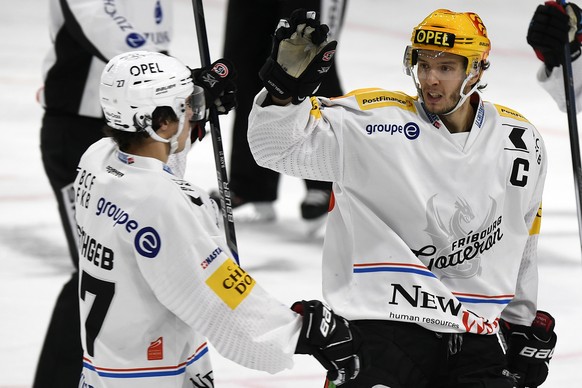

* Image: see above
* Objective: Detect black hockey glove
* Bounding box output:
[527,1,582,71]
[501,310,557,388]
[188,85,208,142]
[292,300,361,386]
[191,58,237,115]
[259,9,337,104]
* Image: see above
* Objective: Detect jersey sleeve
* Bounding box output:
[132,182,301,373]
[501,126,548,326]
[537,60,582,113]
[248,89,344,182]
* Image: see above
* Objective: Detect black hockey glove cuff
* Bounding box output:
[191,58,238,115]
[259,9,337,104]
[501,310,557,388]
[527,2,582,70]
[292,300,361,386]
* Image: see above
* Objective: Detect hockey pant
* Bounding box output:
[333,320,515,388]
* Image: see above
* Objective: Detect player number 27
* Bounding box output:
[80,270,115,357]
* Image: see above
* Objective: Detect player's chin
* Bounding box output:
[424,102,448,115]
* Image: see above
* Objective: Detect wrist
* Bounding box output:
[271,95,292,106]
[261,93,292,107]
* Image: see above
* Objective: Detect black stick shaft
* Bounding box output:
[558,0,582,258]
[191,0,239,263]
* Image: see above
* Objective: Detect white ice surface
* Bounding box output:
[1,0,581,387]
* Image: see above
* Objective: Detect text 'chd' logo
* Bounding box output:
[206,258,255,309]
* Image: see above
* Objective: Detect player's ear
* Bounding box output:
[154,118,177,140]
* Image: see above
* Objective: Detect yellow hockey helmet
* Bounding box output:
[406,9,491,75]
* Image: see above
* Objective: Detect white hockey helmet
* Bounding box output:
[100,51,196,151]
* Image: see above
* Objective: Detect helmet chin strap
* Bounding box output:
[169,114,186,154]
[144,113,186,155]
[414,72,482,116]
[441,74,481,116]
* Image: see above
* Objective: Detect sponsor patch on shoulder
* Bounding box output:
[495,104,529,123]
[206,258,255,309]
[355,90,416,112]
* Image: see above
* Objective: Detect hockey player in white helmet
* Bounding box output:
[249,8,556,388]
[74,51,361,387]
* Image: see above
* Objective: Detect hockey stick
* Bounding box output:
[558,0,582,257]
[191,0,239,263]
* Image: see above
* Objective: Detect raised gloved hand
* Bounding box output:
[191,58,237,115]
[259,9,337,104]
[527,1,582,70]
[292,300,361,386]
[500,310,557,388]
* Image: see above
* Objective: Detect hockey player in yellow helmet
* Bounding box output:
[404,9,491,116]
[250,7,556,388]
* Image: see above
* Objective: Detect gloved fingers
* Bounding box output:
[566,3,582,41]
[541,2,570,28]
[535,3,569,24]
[527,3,569,56]
[326,369,345,386]
[543,0,566,14]
[189,121,207,142]
[310,23,330,45]
[274,9,307,41]
[325,355,361,386]
[288,8,315,30]
[214,90,237,115]
[275,9,329,45]
[275,18,294,41]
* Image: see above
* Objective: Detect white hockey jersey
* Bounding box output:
[537,59,582,113]
[248,88,547,334]
[74,139,301,387]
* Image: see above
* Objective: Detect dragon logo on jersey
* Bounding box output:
[413,195,503,279]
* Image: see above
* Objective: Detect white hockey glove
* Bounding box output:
[292,300,362,386]
[259,9,337,104]
[500,310,557,388]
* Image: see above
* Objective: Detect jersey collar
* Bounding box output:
[116,150,174,175]
[420,93,487,152]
